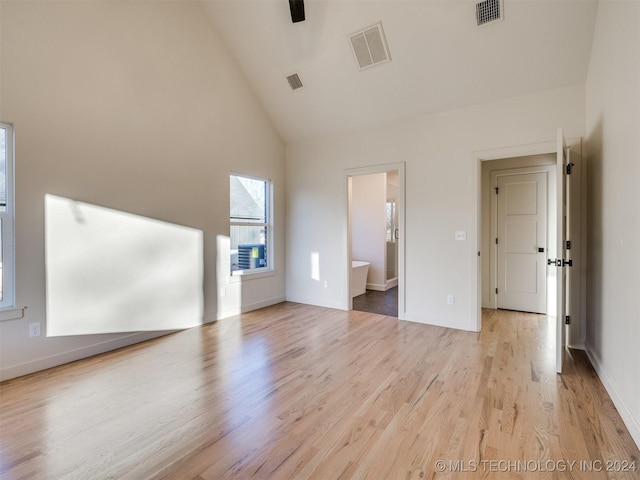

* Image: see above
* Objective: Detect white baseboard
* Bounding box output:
[585,344,640,450]
[568,340,586,350]
[365,282,398,292]
[0,330,172,382]
[2,297,287,382]
[402,310,476,332]
[216,296,286,320]
[284,294,347,311]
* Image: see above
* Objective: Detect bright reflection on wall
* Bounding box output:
[310,251,320,281]
[216,234,241,319]
[547,270,557,316]
[45,195,204,336]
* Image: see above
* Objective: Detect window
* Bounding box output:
[386,200,397,243]
[0,123,15,308]
[230,174,271,274]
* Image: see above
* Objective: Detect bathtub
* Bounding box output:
[351,260,370,297]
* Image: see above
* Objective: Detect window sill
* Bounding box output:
[0,306,27,323]
[229,269,276,283]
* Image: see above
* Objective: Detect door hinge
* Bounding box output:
[494,187,499,194]
[565,315,571,325]
[566,163,574,175]
[495,288,498,294]
[548,258,572,267]
[495,238,499,245]
[566,240,571,250]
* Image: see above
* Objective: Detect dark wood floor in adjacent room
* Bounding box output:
[1,304,638,479]
[353,287,398,317]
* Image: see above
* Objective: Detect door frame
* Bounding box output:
[346,162,406,319]
[490,165,555,313]
[474,137,581,332]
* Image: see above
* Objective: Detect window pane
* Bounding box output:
[0,127,6,213]
[230,175,266,223]
[386,201,396,242]
[230,226,267,272]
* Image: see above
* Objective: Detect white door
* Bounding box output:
[496,172,548,314]
[555,129,569,373]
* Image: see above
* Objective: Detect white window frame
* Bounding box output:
[229,173,273,278]
[0,122,16,309]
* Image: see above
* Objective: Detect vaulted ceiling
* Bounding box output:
[202,1,599,144]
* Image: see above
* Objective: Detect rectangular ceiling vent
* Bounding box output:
[286,73,304,91]
[476,0,504,27]
[349,22,391,71]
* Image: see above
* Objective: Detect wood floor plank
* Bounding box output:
[1,304,638,479]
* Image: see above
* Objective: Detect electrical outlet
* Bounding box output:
[323,280,328,288]
[220,287,226,297]
[447,295,455,305]
[29,322,41,338]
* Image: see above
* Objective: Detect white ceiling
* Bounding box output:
[201,0,598,144]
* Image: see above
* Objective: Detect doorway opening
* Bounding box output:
[482,158,557,316]
[476,132,584,374]
[346,163,405,319]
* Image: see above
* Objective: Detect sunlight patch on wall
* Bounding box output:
[310,251,320,281]
[45,195,204,336]
[216,234,242,319]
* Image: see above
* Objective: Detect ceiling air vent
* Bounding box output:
[286,73,304,91]
[476,0,504,27]
[349,22,391,71]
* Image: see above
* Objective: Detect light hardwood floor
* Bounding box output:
[1,304,638,479]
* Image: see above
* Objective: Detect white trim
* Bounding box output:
[229,173,273,275]
[475,140,558,162]
[568,341,585,350]
[0,330,174,382]
[366,280,398,292]
[0,122,16,309]
[228,268,276,283]
[215,295,286,320]
[0,306,26,322]
[346,162,406,320]
[585,344,640,450]
[473,136,581,332]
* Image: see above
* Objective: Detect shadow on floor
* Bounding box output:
[353,287,398,317]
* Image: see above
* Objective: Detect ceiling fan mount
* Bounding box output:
[289,0,305,23]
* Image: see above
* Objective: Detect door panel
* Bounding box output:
[505,181,538,215]
[505,255,538,292]
[506,220,538,253]
[497,172,547,313]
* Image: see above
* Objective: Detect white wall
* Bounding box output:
[585,1,640,447]
[0,1,285,380]
[351,173,386,290]
[286,84,586,329]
